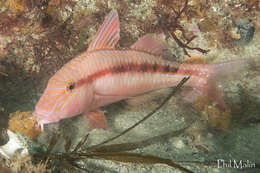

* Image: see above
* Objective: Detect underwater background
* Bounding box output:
[0,0,259,172]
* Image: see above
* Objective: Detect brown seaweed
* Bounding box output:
[87,126,191,153]
[71,152,193,173]
[153,0,209,57]
[36,128,193,173]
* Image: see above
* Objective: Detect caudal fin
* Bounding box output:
[180,58,258,109]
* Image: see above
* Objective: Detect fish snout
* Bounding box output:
[33,110,60,130]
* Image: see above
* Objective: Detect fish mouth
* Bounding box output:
[33,111,59,124]
[33,110,60,131]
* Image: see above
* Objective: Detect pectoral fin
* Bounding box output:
[83,110,108,130]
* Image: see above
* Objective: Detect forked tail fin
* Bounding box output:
[210,58,253,81]
[180,58,259,109]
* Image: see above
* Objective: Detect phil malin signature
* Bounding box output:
[217,159,256,169]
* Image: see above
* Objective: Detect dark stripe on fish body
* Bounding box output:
[164,65,170,72]
[114,65,125,73]
[153,64,158,72]
[140,64,148,72]
[170,66,178,73]
[76,62,179,87]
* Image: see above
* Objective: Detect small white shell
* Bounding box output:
[0,130,29,159]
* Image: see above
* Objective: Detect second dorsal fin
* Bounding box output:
[87,10,120,52]
[130,33,167,56]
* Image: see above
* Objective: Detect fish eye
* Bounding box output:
[66,82,75,92]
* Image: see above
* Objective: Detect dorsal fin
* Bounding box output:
[87,10,120,52]
[130,33,167,56]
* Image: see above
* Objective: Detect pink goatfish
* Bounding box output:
[33,10,254,130]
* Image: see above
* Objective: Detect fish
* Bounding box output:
[33,10,256,130]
